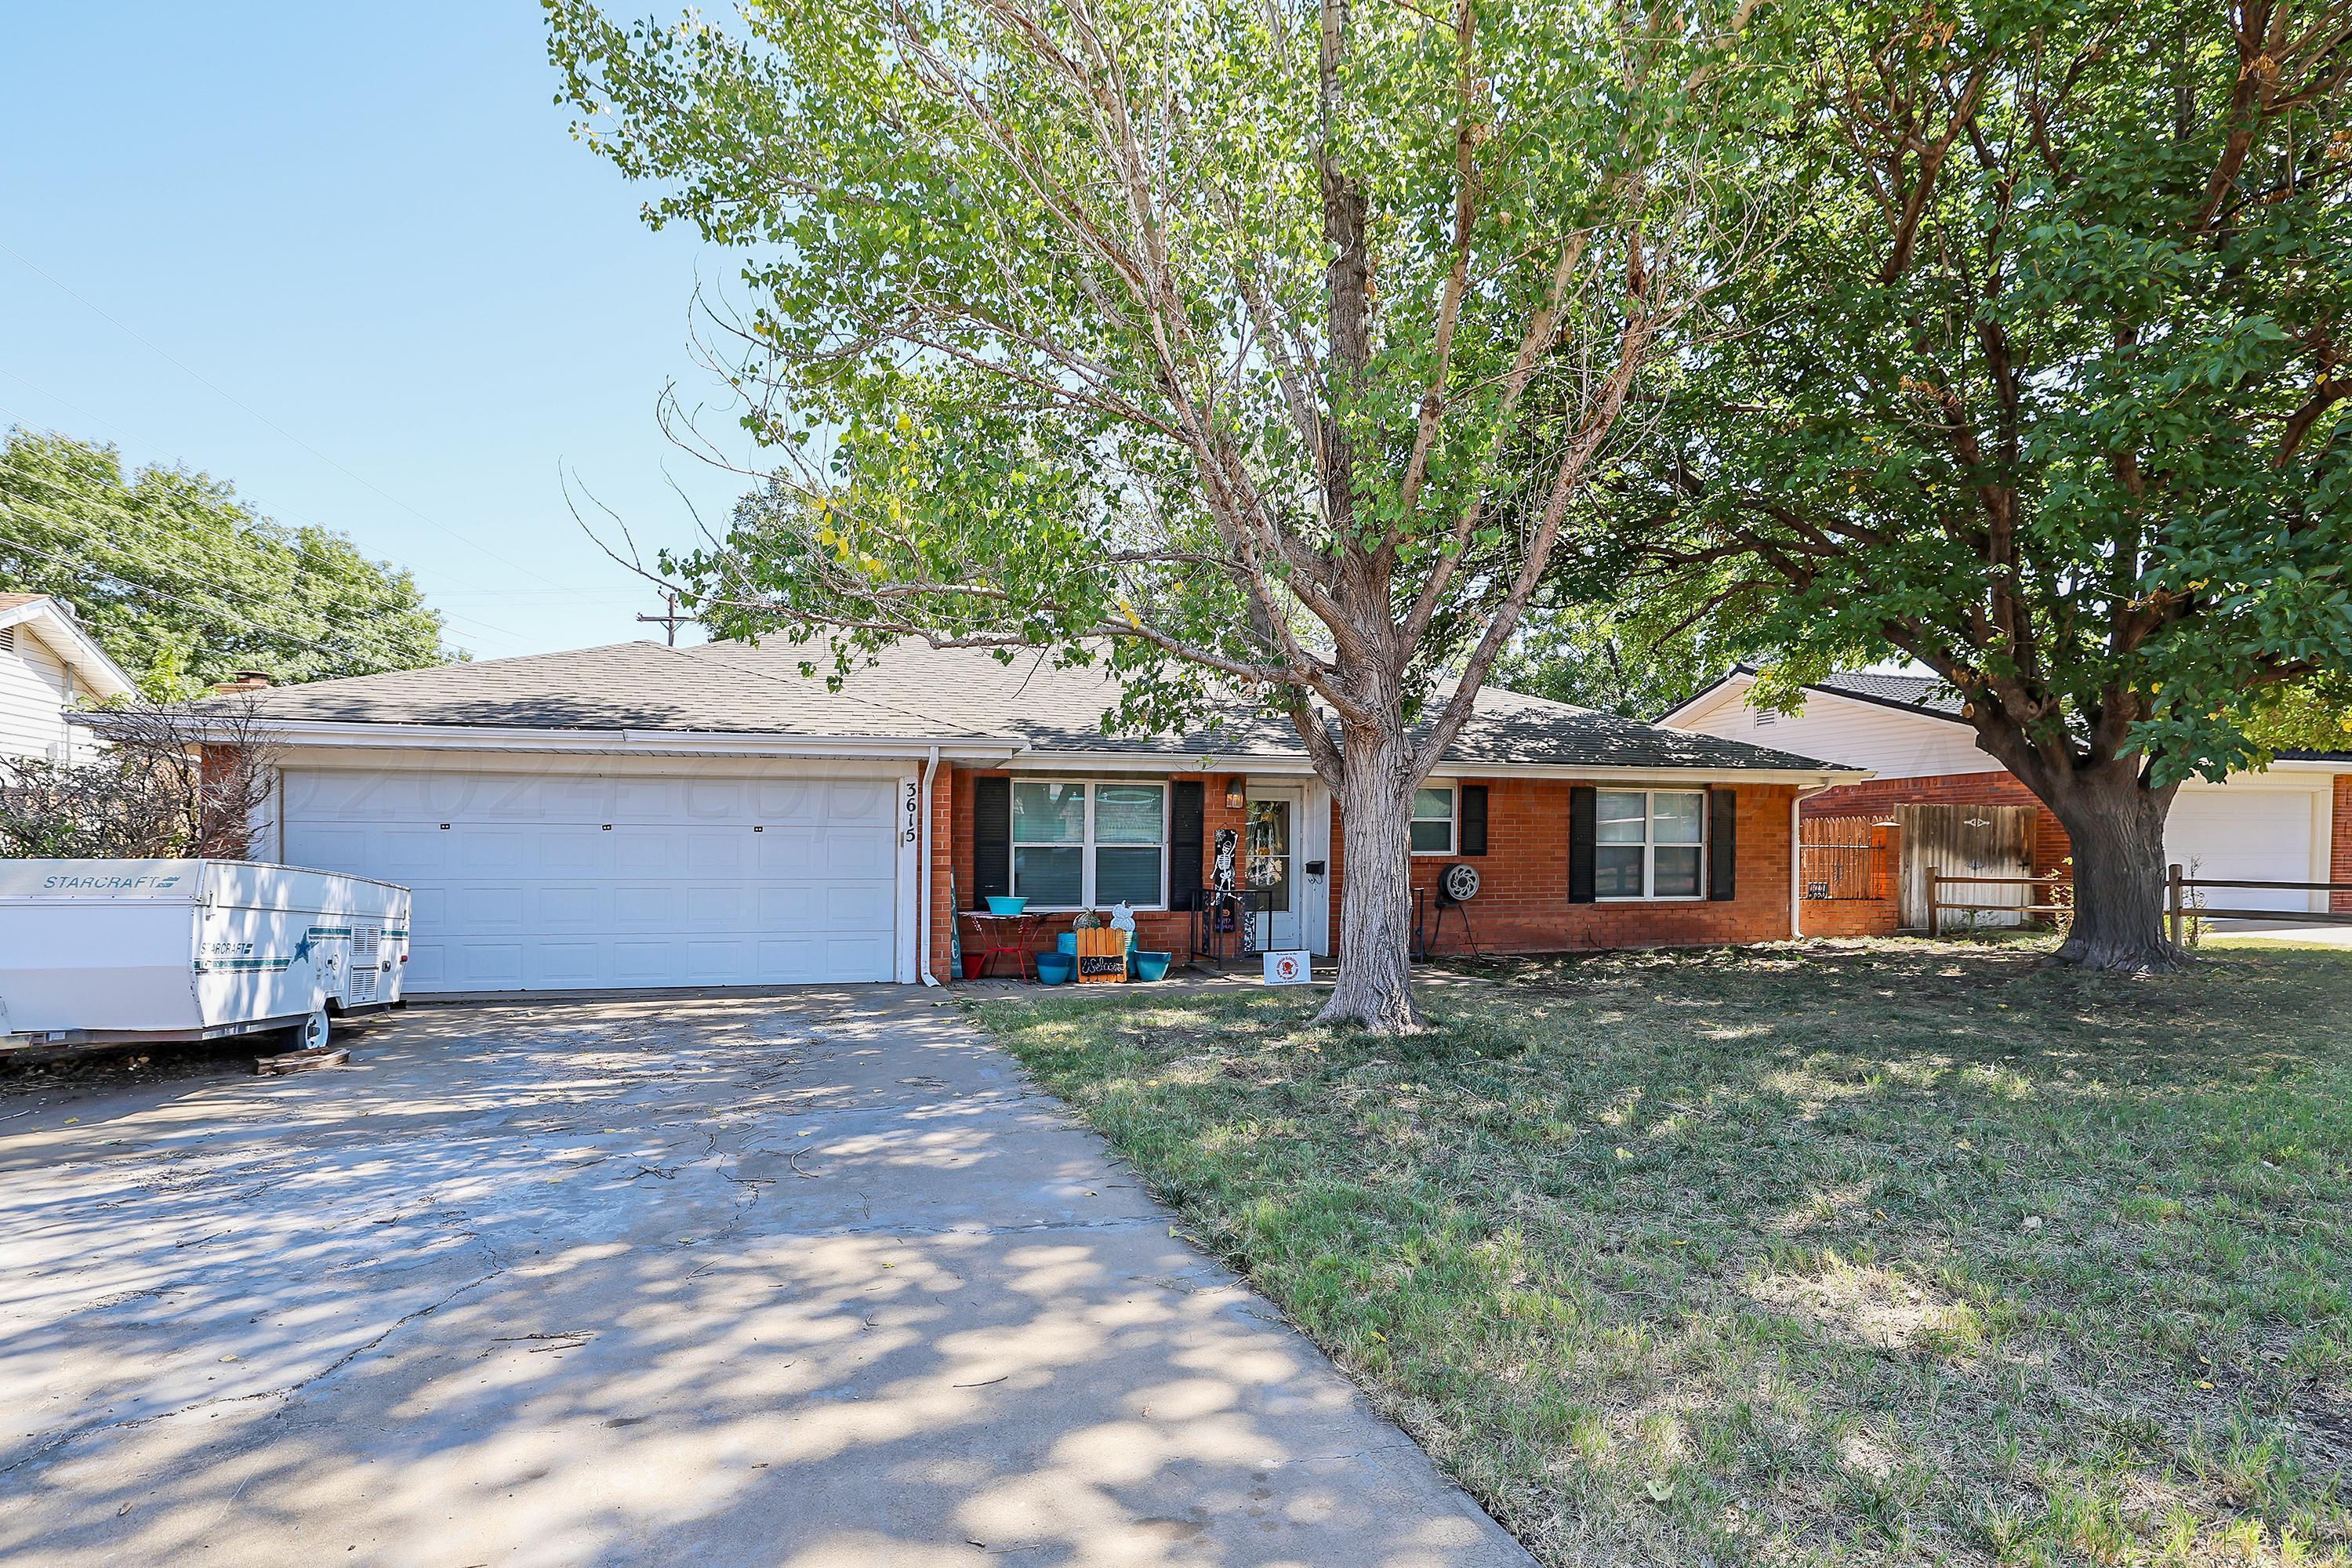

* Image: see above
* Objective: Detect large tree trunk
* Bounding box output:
[1316,722,1425,1032]
[2042,764,2184,972]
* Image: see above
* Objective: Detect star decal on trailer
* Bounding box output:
[291,932,316,964]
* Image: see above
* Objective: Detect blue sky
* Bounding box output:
[2,2,750,659]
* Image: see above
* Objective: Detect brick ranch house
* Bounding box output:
[151,640,1870,996]
[1660,666,2352,920]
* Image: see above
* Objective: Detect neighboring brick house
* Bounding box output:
[157,639,1867,996]
[1660,666,2352,916]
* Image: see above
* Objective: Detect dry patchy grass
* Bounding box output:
[974,938,2352,1567]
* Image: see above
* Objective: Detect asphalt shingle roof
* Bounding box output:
[208,641,1007,739]
[207,637,1856,773]
[692,640,1849,771]
[1806,670,1965,716]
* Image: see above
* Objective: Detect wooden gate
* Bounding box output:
[1896,804,2035,930]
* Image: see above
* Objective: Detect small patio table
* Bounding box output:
[961,911,1044,982]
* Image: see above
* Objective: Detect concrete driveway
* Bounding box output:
[0,991,1529,1567]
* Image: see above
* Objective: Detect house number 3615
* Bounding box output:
[903,782,920,845]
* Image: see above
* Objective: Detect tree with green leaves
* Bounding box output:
[1606,0,2352,971]
[0,430,456,699]
[547,0,1776,1029]
[1492,600,1760,719]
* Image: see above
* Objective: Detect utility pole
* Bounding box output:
[637,590,688,647]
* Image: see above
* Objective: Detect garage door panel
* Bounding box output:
[827,882,894,927]
[757,781,823,822]
[530,942,604,987]
[533,885,612,928]
[378,829,447,880]
[759,830,824,877]
[612,830,676,876]
[281,767,901,992]
[681,829,744,875]
[684,885,751,928]
[827,935,893,976]
[826,829,895,879]
[612,779,677,818]
[458,885,528,932]
[458,944,525,989]
[611,885,682,930]
[2167,789,2315,913]
[458,829,531,875]
[827,782,891,822]
[538,829,607,876]
[285,826,366,872]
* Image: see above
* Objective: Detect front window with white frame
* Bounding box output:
[1595,789,1705,898]
[1410,786,1455,854]
[1011,780,1167,908]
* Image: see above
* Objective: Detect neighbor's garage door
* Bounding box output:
[281,768,900,993]
[2165,787,2316,913]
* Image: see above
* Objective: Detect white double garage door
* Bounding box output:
[282,762,911,993]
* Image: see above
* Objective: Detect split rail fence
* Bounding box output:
[1926,865,2352,939]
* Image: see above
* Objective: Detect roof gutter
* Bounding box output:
[78,713,1022,762]
[918,746,942,988]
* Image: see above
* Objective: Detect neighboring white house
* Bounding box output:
[1660,666,2351,915]
[0,593,139,762]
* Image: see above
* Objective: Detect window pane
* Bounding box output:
[1095,846,1162,906]
[1596,790,1649,844]
[1595,844,1645,898]
[1413,786,1454,822]
[1653,791,1704,844]
[1654,845,1702,897]
[1011,781,1085,844]
[1410,818,1453,853]
[1094,783,1163,844]
[1013,844,1083,905]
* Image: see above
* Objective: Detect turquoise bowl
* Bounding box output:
[1131,950,1173,982]
[985,895,1029,915]
[1034,953,1075,985]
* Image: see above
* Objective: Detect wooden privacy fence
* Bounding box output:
[1799,815,1896,901]
[1900,804,2038,929]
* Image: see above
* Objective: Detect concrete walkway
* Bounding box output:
[0,991,1530,1567]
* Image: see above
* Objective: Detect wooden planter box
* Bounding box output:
[1073,927,1130,984]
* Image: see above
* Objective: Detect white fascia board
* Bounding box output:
[1010,748,1871,786]
[3,601,140,699]
[83,714,1023,763]
[1654,670,1755,728]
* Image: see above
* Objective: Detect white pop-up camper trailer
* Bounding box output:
[0,859,409,1052]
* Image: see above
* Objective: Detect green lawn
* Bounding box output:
[972,938,2352,1567]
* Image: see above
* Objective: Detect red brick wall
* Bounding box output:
[1802,899,1902,937]
[937,766,1245,976]
[1807,770,2070,878]
[938,768,1804,972]
[2335,775,2351,914]
[1398,779,1799,955]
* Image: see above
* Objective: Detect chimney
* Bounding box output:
[211,671,276,695]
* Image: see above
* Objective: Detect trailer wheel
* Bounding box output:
[290,1007,332,1053]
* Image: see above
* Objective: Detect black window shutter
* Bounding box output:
[1459,784,1488,855]
[1568,785,1596,903]
[1169,779,1204,909]
[1708,786,1737,901]
[972,776,1011,904]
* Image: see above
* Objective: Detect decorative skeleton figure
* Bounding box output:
[1211,828,1240,933]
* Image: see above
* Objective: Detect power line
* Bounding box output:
[0,238,619,608]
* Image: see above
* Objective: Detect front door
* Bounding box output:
[1246,788,1302,950]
